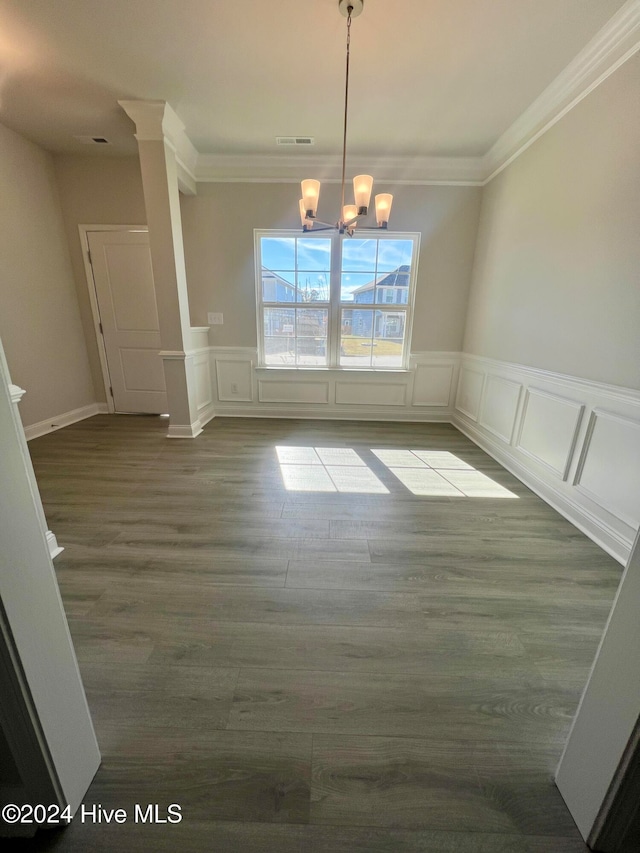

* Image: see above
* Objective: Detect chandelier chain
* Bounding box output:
[340,8,353,222]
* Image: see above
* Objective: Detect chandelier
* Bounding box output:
[299,0,393,236]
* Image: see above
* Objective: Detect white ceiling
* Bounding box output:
[0,0,630,163]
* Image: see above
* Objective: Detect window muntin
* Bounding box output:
[256,231,419,369]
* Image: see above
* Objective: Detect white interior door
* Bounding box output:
[88,230,167,414]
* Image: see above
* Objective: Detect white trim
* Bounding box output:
[453,354,640,565]
[195,154,485,185]
[24,403,109,442]
[165,403,216,440]
[215,360,254,402]
[477,375,522,444]
[166,422,203,439]
[254,229,420,372]
[45,531,64,560]
[454,416,631,565]
[454,366,485,421]
[78,224,149,414]
[196,402,216,430]
[459,353,640,404]
[211,403,453,422]
[118,100,198,195]
[9,384,26,404]
[118,7,640,188]
[159,350,188,360]
[483,0,640,182]
[159,349,209,360]
[514,388,585,481]
[573,408,640,530]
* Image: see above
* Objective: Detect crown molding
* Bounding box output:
[483,0,640,182]
[193,153,485,185]
[120,3,640,188]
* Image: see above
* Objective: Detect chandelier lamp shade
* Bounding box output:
[298,0,393,236]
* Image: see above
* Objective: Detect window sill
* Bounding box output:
[254,366,412,375]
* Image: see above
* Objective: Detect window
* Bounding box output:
[255,231,420,369]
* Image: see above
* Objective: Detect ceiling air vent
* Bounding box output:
[74,135,112,145]
[276,137,315,146]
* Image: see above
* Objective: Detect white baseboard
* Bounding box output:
[24,403,109,441]
[166,422,203,439]
[197,402,216,429]
[454,418,630,565]
[166,402,216,438]
[46,530,64,560]
[452,354,640,565]
[212,404,454,422]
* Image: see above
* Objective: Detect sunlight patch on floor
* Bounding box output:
[277,446,388,494]
[275,446,517,497]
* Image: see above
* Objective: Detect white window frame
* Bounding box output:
[254,230,420,370]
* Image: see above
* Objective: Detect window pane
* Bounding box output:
[297,272,330,303]
[296,308,328,366]
[262,269,297,303]
[341,272,375,303]
[264,307,295,365]
[340,308,373,367]
[374,267,410,305]
[297,238,331,272]
[376,239,414,272]
[341,238,377,271]
[372,310,405,367]
[261,237,295,270]
[258,232,417,370]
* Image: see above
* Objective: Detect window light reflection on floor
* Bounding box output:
[275,446,518,498]
[276,446,388,494]
[371,448,518,498]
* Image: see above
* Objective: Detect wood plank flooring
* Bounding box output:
[16,415,622,851]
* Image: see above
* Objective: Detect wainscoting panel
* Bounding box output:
[453,355,640,564]
[208,349,459,422]
[575,410,640,530]
[516,388,584,480]
[411,364,454,407]
[335,381,406,407]
[215,359,254,403]
[455,367,485,421]
[479,375,522,443]
[193,352,213,413]
[259,380,330,405]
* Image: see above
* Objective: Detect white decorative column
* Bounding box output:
[118,99,204,438]
[8,384,63,559]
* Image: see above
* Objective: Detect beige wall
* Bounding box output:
[463,55,640,390]
[53,154,147,402]
[0,123,95,426]
[181,182,481,351]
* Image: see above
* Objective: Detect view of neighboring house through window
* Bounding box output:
[255,231,420,368]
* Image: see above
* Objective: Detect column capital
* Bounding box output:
[9,384,26,404]
[119,100,197,194]
[118,100,184,147]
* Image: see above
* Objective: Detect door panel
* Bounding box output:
[88,230,167,414]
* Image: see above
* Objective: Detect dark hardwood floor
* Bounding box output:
[15,415,622,851]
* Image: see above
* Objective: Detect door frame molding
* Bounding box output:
[78,224,149,414]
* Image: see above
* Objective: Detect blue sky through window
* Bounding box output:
[261,237,414,302]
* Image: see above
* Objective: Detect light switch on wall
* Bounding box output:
[208,313,224,325]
